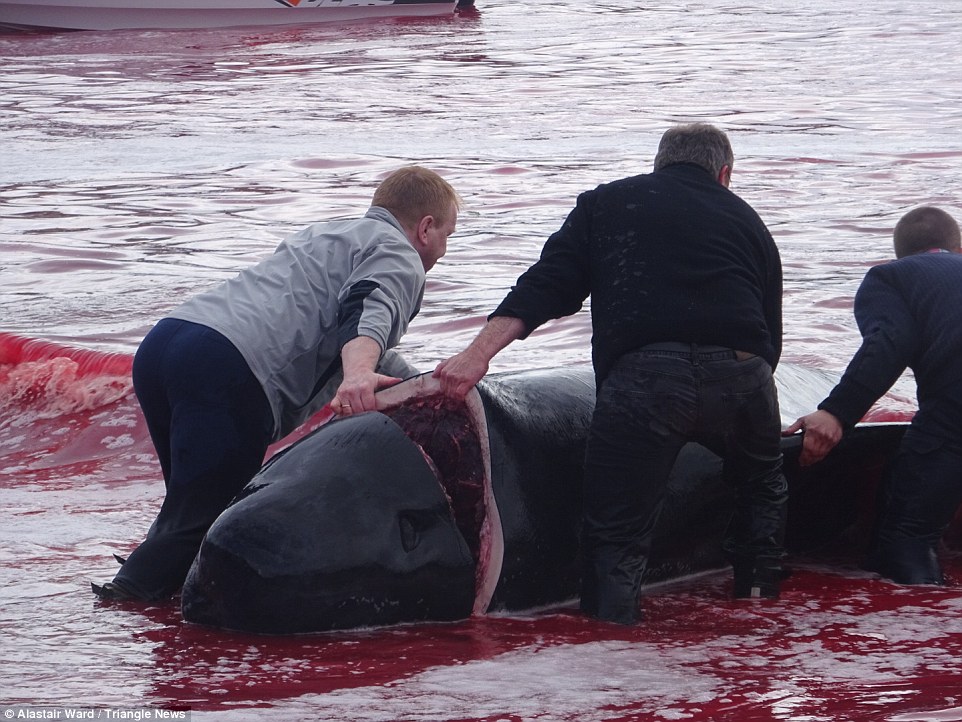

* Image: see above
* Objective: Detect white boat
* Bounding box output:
[0,0,461,32]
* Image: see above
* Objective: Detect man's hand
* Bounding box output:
[434,348,490,400]
[783,409,844,466]
[433,316,527,400]
[331,336,401,416]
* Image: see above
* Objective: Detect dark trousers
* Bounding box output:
[113,318,274,600]
[580,346,788,624]
[866,425,962,584]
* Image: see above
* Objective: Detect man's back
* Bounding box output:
[583,163,782,380]
[855,251,962,436]
[170,207,425,438]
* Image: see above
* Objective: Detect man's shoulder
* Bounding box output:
[288,212,406,249]
[595,164,737,200]
[581,173,654,203]
[586,169,650,190]
[859,254,962,306]
[872,251,962,278]
[297,210,394,234]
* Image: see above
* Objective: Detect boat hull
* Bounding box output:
[0,0,458,31]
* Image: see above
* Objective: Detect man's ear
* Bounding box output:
[415,215,434,243]
[718,165,732,188]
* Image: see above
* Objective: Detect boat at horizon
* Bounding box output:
[0,0,471,32]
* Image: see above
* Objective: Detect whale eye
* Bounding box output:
[399,511,422,551]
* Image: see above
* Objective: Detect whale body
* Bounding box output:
[181,365,910,634]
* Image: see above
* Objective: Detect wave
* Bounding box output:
[0,332,147,486]
[0,332,134,422]
[0,332,335,486]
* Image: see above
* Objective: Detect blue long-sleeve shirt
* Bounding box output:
[819,250,962,439]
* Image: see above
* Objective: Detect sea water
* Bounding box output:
[2,1,962,719]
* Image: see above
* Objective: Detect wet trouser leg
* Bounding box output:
[697,357,787,595]
[865,426,962,585]
[581,354,694,624]
[112,318,273,600]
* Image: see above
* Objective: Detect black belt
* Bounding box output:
[636,342,756,362]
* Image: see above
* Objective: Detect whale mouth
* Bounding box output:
[182,373,503,634]
[375,375,503,615]
[183,369,591,633]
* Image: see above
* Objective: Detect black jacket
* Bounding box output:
[491,163,783,383]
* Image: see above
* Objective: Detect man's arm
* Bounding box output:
[433,316,527,400]
[784,267,915,465]
[433,194,593,401]
[331,335,402,415]
[329,233,428,416]
[818,269,918,425]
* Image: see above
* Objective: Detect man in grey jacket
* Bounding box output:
[94,165,460,601]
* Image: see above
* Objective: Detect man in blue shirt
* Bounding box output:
[787,206,962,585]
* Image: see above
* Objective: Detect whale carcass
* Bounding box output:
[181,365,911,634]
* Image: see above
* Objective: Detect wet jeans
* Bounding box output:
[112,318,274,600]
[865,425,962,585]
[580,346,788,624]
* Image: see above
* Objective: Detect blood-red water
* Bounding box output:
[3,334,961,720]
[92,563,962,721]
[3,0,962,718]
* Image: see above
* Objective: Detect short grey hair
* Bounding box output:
[653,123,734,177]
